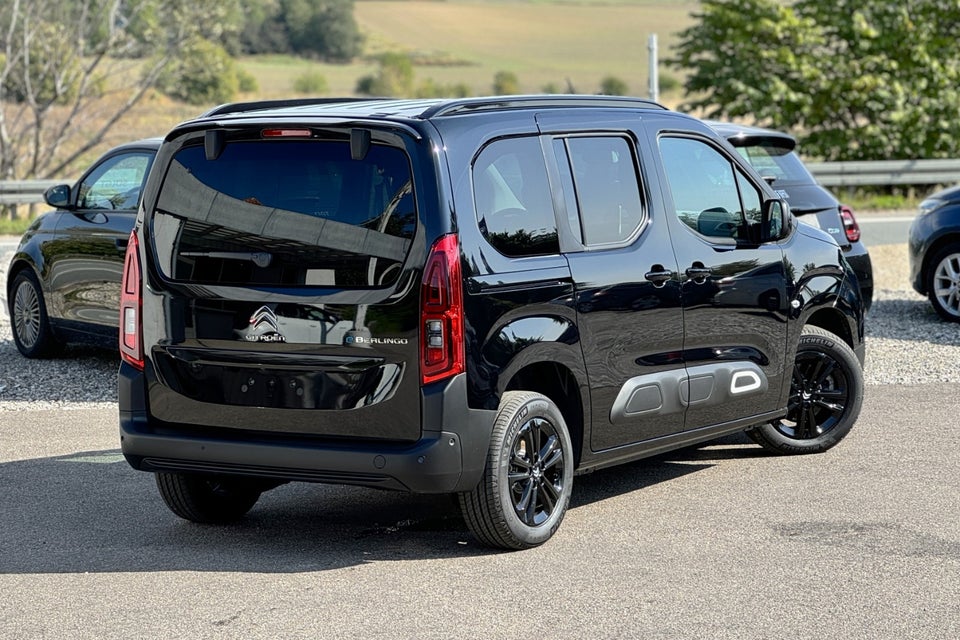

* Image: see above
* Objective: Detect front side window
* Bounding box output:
[659,137,761,241]
[154,138,415,287]
[78,152,153,210]
[473,137,558,257]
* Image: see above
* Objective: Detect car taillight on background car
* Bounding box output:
[119,229,143,370]
[420,234,464,385]
[840,205,861,243]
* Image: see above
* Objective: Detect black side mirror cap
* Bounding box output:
[761,198,789,242]
[43,184,72,209]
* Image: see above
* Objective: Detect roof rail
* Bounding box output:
[201,97,388,118]
[421,94,667,118]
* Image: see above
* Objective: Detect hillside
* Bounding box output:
[82,1,697,176]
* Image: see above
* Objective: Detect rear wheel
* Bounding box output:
[926,245,960,322]
[459,391,574,550]
[9,270,61,358]
[155,473,263,524]
[748,326,863,455]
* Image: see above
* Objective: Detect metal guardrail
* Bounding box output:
[803,159,960,188]
[0,180,59,206]
[3,159,960,207]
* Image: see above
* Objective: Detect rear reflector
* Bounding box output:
[119,230,143,370]
[420,234,464,385]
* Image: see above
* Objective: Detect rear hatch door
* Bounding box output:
[142,125,425,441]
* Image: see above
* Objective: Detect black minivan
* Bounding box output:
[118,96,865,549]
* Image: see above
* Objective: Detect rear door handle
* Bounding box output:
[644,266,673,288]
[115,238,128,253]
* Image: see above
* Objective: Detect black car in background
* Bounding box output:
[6,138,161,357]
[710,122,874,310]
[909,187,960,322]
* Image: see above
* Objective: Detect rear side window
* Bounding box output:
[556,136,643,246]
[153,139,415,288]
[473,137,559,257]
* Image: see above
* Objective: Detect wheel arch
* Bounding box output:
[803,307,854,351]
[501,357,587,469]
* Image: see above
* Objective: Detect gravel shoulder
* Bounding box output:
[1,239,957,411]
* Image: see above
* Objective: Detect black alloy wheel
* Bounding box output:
[459,391,574,550]
[748,326,863,455]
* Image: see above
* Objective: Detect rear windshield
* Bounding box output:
[152,139,416,288]
[732,143,815,186]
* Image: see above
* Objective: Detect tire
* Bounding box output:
[8,270,61,358]
[748,326,863,455]
[926,245,960,322]
[155,472,263,524]
[458,391,574,550]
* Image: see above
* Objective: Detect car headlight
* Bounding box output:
[919,197,945,215]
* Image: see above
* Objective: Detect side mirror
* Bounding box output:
[761,198,789,242]
[43,184,72,209]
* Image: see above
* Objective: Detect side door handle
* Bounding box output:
[644,265,673,288]
[685,264,712,284]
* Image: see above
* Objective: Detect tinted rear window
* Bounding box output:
[152,139,415,288]
[732,144,815,185]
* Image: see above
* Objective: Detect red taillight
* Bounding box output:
[840,205,861,243]
[119,229,143,371]
[420,234,464,385]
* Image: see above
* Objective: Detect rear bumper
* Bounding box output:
[119,364,495,493]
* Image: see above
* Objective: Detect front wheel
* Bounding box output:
[459,391,574,550]
[926,245,960,322]
[748,326,863,455]
[155,473,263,524]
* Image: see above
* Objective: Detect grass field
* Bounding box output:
[243,1,697,100]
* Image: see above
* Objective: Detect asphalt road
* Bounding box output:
[1,385,958,640]
[857,211,916,247]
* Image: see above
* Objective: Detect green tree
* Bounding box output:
[670,0,960,161]
[155,39,242,105]
[281,0,362,62]
[0,0,234,189]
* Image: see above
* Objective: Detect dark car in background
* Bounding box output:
[710,122,873,310]
[6,138,160,357]
[909,187,960,321]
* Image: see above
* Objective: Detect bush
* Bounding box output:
[237,68,259,93]
[599,76,629,96]
[493,71,520,95]
[355,52,415,97]
[293,70,329,94]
